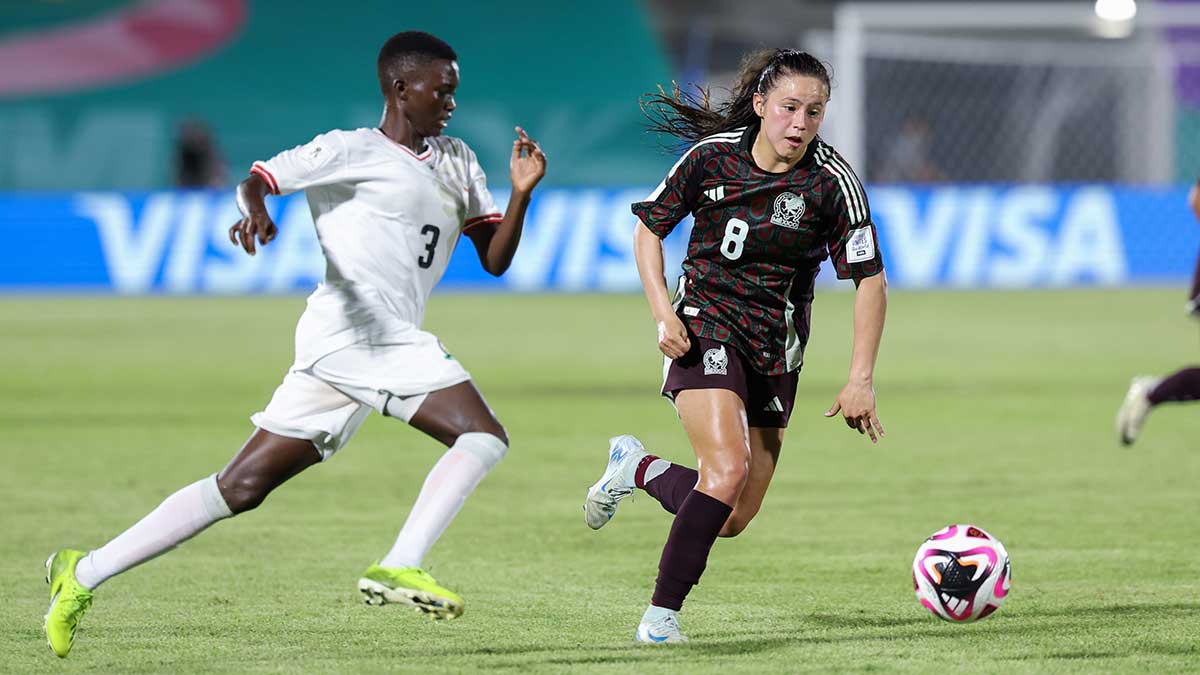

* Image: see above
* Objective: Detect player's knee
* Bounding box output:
[453,431,508,471]
[216,472,274,514]
[697,473,747,508]
[484,422,509,448]
[440,417,507,448]
[701,454,749,492]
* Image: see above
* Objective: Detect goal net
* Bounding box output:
[811,2,1200,185]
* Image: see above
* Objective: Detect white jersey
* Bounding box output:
[251,128,501,367]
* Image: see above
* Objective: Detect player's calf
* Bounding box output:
[718,511,755,538]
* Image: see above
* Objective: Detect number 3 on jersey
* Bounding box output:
[417,224,440,269]
[721,218,749,260]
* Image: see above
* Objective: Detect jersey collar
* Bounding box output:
[374,128,434,162]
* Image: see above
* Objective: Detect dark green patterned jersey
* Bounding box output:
[632,124,884,376]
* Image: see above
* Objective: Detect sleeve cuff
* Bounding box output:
[464,213,502,232]
[631,203,673,239]
[250,162,280,194]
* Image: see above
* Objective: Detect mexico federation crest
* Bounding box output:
[770,191,805,229]
[703,346,728,376]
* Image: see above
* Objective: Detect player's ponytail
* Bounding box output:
[641,49,832,146]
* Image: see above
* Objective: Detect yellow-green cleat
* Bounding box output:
[44,549,93,658]
[357,563,463,619]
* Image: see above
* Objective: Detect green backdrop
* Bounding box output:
[0,0,674,189]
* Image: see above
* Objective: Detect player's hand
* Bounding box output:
[228,210,277,256]
[825,380,884,444]
[657,313,691,359]
[510,126,547,193]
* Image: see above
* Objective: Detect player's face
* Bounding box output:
[404,59,459,137]
[753,74,828,162]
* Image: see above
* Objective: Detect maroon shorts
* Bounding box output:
[661,337,799,428]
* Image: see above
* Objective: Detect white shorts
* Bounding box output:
[250,332,471,460]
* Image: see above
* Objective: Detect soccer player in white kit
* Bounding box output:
[43,31,547,658]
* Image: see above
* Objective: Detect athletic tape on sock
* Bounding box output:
[201,473,234,520]
[453,432,507,470]
[642,458,670,485]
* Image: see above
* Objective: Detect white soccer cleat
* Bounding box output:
[1117,376,1159,446]
[583,435,646,530]
[635,612,688,644]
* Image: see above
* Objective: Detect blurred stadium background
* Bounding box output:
[3,1,1199,672]
[4,0,1200,293]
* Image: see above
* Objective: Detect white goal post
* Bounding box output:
[826,1,1200,184]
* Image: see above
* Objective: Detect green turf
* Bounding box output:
[2,290,1198,673]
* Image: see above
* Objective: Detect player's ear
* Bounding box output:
[752,92,765,118]
[392,77,407,100]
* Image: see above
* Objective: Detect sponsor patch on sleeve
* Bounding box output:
[299,143,327,169]
[845,226,875,263]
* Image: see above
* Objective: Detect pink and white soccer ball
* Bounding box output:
[912,524,1011,622]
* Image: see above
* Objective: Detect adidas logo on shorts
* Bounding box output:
[762,396,785,413]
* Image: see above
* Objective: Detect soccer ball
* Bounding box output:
[912,524,1011,622]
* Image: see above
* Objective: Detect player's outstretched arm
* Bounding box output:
[825,271,888,443]
[633,221,690,359]
[229,174,278,256]
[467,126,547,276]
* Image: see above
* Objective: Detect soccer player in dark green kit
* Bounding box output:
[583,49,888,643]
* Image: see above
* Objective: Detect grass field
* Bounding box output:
[2,289,1198,673]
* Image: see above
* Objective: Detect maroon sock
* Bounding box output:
[1189,250,1200,303]
[635,455,697,514]
[651,490,732,611]
[1148,367,1200,405]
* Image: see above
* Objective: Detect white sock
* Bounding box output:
[74,474,233,590]
[642,604,677,623]
[379,433,507,569]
